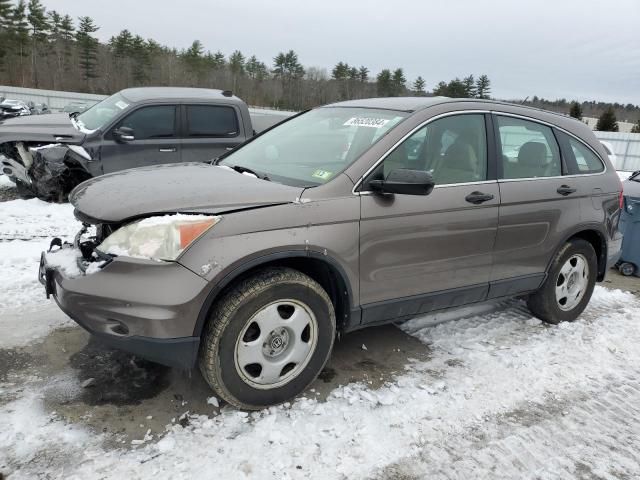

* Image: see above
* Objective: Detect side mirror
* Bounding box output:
[369,169,435,196]
[114,126,135,143]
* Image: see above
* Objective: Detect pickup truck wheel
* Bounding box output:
[527,239,597,324]
[199,267,336,410]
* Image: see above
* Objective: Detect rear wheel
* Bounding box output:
[199,267,336,410]
[527,239,597,324]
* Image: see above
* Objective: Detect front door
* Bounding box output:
[358,113,500,324]
[101,104,180,173]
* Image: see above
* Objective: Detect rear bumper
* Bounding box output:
[39,249,210,369]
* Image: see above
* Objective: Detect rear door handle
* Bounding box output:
[557,185,576,196]
[465,191,495,204]
[159,148,177,153]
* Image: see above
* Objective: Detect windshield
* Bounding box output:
[220,107,407,187]
[76,93,130,131]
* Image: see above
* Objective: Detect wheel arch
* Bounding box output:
[551,226,608,281]
[193,251,356,338]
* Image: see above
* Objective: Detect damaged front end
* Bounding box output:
[1,142,93,202]
[39,223,114,297]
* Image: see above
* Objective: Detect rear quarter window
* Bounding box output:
[556,131,605,175]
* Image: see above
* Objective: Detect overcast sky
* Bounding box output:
[48,0,639,105]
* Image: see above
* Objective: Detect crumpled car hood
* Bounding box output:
[0,113,84,143]
[70,163,304,223]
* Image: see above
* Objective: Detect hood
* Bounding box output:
[70,163,304,223]
[0,113,85,143]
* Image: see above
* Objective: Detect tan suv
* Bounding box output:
[39,97,623,409]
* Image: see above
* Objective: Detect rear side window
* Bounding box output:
[186,105,239,137]
[567,137,605,174]
[117,105,176,139]
[496,116,561,179]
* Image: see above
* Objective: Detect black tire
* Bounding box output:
[199,267,336,410]
[527,239,597,324]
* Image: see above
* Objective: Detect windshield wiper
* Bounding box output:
[228,164,270,181]
[630,170,640,182]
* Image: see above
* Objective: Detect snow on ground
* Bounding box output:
[2,286,640,479]
[0,197,76,241]
[0,197,77,346]
[3,195,640,479]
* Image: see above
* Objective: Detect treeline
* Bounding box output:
[0,0,493,110]
[522,96,640,124]
[0,0,637,120]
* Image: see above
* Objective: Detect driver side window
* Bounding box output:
[114,105,176,140]
[380,114,487,185]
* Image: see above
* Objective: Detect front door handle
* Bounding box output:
[159,148,177,153]
[465,191,495,204]
[557,185,576,196]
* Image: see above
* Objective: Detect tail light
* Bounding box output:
[618,177,624,210]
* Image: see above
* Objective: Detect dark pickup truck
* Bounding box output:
[0,87,291,200]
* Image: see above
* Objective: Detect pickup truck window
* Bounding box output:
[116,105,176,140]
[186,105,239,137]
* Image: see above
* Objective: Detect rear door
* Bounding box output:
[490,114,581,295]
[358,113,500,324]
[180,104,245,163]
[101,104,180,173]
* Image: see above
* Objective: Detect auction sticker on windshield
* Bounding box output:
[343,117,390,128]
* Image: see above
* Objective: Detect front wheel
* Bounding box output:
[199,267,336,410]
[527,239,597,324]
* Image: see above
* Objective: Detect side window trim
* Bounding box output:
[484,113,498,181]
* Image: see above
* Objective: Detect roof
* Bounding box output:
[119,87,243,104]
[324,96,448,112]
[324,96,584,123]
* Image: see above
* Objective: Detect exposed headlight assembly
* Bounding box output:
[98,214,221,261]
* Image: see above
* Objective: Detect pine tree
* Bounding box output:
[569,101,583,120]
[0,0,13,68]
[228,50,245,76]
[412,76,426,96]
[475,74,491,99]
[76,16,99,87]
[358,66,369,82]
[391,68,406,96]
[245,55,267,81]
[462,75,476,98]
[376,69,392,96]
[596,107,619,132]
[331,61,349,80]
[27,0,49,87]
[11,0,30,85]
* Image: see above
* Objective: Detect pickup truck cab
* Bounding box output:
[0,87,288,200]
